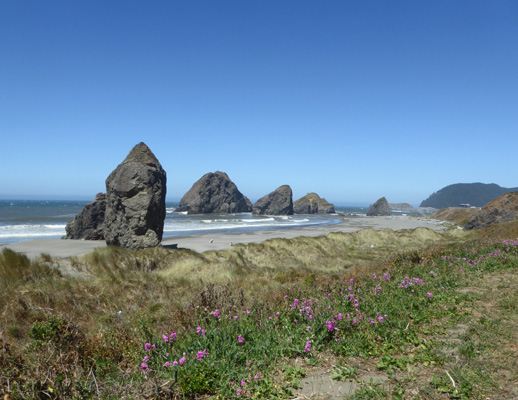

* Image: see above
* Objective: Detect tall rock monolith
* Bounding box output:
[104,142,167,249]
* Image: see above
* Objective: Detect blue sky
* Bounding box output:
[1,1,517,206]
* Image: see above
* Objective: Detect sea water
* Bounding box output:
[0,200,367,245]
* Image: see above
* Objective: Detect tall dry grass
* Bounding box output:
[0,226,473,398]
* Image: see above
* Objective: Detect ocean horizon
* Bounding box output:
[0,200,374,245]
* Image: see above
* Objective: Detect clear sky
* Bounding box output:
[1,1,517,206]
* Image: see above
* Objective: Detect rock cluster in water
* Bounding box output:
[367,197,390,216]
[64,193,106,240]
[253,185,294,215]
[176,171,252,214]
[103,142,167,249]
[465,192,518,230]
[293,193,335,214]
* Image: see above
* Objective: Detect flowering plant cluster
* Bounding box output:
[132,238,518,398]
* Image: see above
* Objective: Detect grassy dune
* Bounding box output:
[1,224,517,399]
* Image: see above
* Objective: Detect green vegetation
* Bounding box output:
[420,182,518,208]
[1,224,518,399]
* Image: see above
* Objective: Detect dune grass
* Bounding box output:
[0,224,517,399]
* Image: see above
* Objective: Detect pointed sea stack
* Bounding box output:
[104,142,167,249]
[176,171,252,214]
[64,193,106,240]
[253,185,294,215]
[367,197,390,216]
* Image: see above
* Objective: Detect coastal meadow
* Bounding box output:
[1,227,517,399]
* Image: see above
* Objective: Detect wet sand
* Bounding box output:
[0,215,448,259]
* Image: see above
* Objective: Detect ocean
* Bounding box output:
[0,200,369,245]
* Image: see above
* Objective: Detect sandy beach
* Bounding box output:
[0,215,448,260]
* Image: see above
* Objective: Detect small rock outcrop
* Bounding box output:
[64,193,106,240]
[367,197,390,216]
[253,185,293,215]
[176,171,252,214]
[293,193,335,214]
[389,203,415,211]
[465,192,518,229]
[104,142,167,249]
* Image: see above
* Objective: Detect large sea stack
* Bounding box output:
[104,142,167,249]
[367,197,390,216]
[253,185,294,215]
[293,193,335,214]
[176,171,252,214]
[64,193,106,240]
[465,192,518,230]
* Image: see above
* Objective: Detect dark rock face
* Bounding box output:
[293,193,335,214]
[367,197,390,216]
[64,193,106,240]
[104,142,167,249]
[253,185,294,215]
[177,171,252,214]
[465,192,518,230]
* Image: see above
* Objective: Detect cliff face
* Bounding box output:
[293,193,335,214]
[177,171,252,214]
[465,192,518,230]
[420,183,518,209]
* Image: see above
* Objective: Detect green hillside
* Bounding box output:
[420,183,518,208]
